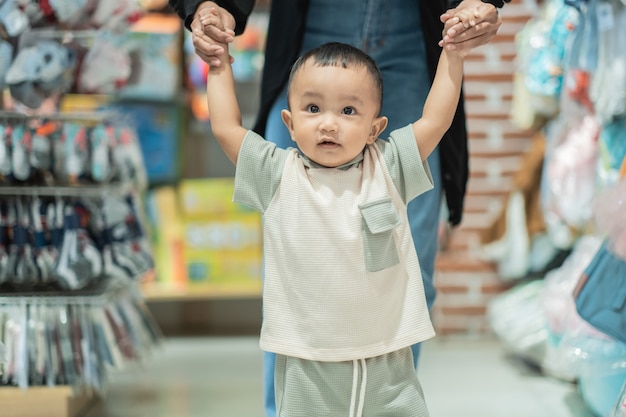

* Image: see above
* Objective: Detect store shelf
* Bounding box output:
[0,386,99,417]
[0,183,136,197]
[140,280,262,302]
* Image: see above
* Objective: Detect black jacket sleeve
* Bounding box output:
[168,0,255,34]
[449,0,511,7]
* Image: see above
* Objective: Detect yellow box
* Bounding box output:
[183,214,262,283]
[147,186,185,284]
[179,178,262,283]
[179,177,254,217]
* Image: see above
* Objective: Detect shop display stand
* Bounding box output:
[0,1,162,412]
[0,280,155,417]
[0,111,160,416]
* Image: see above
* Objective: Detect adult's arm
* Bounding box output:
[168,0,255,34]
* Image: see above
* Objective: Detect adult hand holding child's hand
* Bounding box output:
[439,0,501,52]
[191,1,236,67]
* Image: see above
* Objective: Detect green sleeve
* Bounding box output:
[378,125,434,203]
[233,131,290,212]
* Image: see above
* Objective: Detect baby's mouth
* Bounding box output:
[319,140,339,148]
[319,137,338,146]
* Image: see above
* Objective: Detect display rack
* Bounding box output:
[0,109,159,416]
[140,280,262,302]
[0,2,163,414]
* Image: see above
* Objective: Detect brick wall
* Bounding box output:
[432,0,539,335]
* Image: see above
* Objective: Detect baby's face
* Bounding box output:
[281,59,387,168]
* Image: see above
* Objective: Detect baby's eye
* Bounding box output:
[307,105,320,113]
[342,107,356,115]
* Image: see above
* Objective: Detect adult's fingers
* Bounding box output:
[445,19,501,48]
[199,7,235,42]
[192,26,227,66]
[441,24,500,51]
[442,3,500,41]
[190,4,236,67]
[203,23,236,44]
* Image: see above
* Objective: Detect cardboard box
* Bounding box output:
[179,178,262,284]
[145,186,185,283]
[179,177,251,216]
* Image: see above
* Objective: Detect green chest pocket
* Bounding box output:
[359,198,401,272]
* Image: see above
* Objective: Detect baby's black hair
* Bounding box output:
[287,42,384,114]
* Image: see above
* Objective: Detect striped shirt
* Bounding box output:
[234,124,435,361]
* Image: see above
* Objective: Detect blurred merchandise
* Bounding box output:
[612,380,626,417]
[539,236,604,381]
[0,285,161,391]
[116,14,183,102]
[1,11,182,110]
[144,179,262,288]
[0,0,143,37]
[178,178,262,285]
[110,102,184,185]
[574,241,626,345]
[184,11,268,121]
[0,1,168,412]
[578,338,626,417]
[543,115,599,234]
[145,186,185,284]
[487,280,548,366]
[592,177,626,260]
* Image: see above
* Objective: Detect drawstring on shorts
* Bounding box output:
[349,358,368,417]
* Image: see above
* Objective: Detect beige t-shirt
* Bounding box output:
[234,125,435,361]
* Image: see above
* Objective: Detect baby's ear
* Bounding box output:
[281,109,296,140]
[368,116,388,143]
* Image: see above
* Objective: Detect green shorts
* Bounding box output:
[275,347,430,417]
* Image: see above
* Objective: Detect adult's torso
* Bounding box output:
[259,0,440,134]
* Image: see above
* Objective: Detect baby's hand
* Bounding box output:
[453,8,481,30]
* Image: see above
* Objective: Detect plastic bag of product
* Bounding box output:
[539,236,603,381]
[593,178,626,260]
[544,115,600,231]
[573,240,626,345]
[546,307,618,382]
[524,0,578,107]
[590,1,626,124]
[577,335,626,417]
[611,380,626,417]
[488,280,548,366]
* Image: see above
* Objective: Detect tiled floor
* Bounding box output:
[86,335,595,417]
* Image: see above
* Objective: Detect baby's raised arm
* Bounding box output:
[205,6,248,165]
[411,10,479,160]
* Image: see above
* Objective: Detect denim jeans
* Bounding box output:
[263,1,442,415]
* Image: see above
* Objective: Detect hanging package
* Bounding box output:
[612,379,626,417]
[573,241,626,344]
